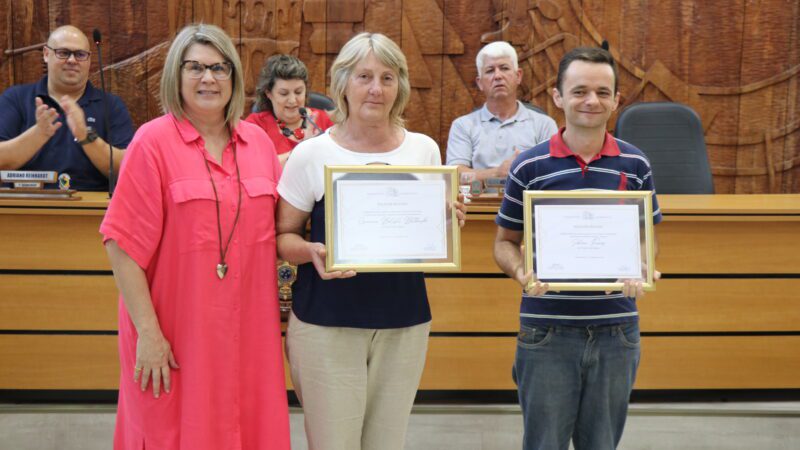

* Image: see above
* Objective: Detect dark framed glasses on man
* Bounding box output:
[45,45,91,61]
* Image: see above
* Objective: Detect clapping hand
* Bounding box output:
[34,97,62,138]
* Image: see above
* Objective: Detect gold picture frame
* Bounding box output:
[324,165,461,272]
[523,190,656,292]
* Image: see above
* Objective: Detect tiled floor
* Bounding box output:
[1,402,799,449]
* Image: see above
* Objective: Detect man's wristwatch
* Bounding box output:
[76,128,99,145]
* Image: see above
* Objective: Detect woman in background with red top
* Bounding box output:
[246,54,333,165]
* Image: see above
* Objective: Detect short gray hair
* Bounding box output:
[255,54,309,113]
[329,32,410,128]
[475,41,518,74]
[159,23,245,126]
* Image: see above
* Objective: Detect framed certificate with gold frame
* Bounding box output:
[324,165,461,272]
[523,190,657,292]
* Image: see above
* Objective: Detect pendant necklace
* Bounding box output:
[201,137,242,280]
[276,113,307,140]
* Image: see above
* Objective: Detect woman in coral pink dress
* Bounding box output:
[100,24,290,450]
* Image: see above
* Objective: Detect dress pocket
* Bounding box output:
[240,177,278,245]
[168,179,218,253]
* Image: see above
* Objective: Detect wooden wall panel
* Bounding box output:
[636,279,800,333]
[142,0,174,122]
[687,0,743,194]
[1,0,799,194]
[457,214,800,275]
[786,1,800,193]
[10,0,48,84]
[0,214,108,270]
[637,336,800,390]
[0,275,118,330]
[298,0,325,95]
[426,278,800,333]
[656,220,800,275]
[6,270,796,334]
[458,218,501,274]
[0,335,119,389]
[104,1,149,128]
[421,336,514,390]
[440,0,489,109]
[4,335,798,391]
[0,0,11,91]
[239,0,303,113]
[607,0,630,90]
[420,336,800,390]
[736,3,794,194]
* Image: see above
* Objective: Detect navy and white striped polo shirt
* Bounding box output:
[496,128,662,326]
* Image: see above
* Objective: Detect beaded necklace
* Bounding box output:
[276,113,307,140]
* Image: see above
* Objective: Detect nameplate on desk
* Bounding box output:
[1,170,57,183]
[13,182,42,188]
[0,188,80,200]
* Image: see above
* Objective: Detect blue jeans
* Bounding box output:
[513,322,641,450]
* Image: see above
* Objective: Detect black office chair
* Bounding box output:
[614,102,714,194]
[307,91,335,111]
[521,101,547,115]
[252,91,335,113]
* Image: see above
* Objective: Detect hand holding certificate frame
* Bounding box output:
[324,165,461,272]
[523,190,656,292]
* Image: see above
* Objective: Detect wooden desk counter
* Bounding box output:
[1,194,799,394]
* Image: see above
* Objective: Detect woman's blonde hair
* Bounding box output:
[159,23,245,126]
[329,32,410,127]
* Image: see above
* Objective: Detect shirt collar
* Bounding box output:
[549,127,620,159]
[170,113,248,145]
[80,80,103,104]
[479,100,528,123]
[34,77,49,96]
[35,76,101,105]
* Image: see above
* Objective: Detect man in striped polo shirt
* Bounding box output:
[493,47,662,450]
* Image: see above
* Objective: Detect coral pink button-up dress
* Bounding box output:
[101,114,290,450]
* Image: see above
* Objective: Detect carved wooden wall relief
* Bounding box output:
[1,0,797,193]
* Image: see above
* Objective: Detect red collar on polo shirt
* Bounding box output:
[549,127,620,170]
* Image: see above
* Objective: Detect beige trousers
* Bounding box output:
[285,312,431,450]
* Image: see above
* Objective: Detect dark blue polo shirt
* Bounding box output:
[0,76,135,191]
[496,129,662,327]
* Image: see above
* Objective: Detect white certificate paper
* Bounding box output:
[335,179,447,261]
[534,204,641,279]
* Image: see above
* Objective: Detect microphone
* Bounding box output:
[93,28,115,197]
[299,107,322,133]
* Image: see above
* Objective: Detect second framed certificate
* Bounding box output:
[523,190,657,292]
[324,165,461,272]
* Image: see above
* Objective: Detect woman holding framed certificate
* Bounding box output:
[276,32,465,450]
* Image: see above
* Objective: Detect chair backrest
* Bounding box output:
[521,101,546,115]
[614,102,714,194]
[307,91,336,111]
[251,91,336,113]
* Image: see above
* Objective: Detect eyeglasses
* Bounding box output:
[45,45,91,61]
[181,60,233,80]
